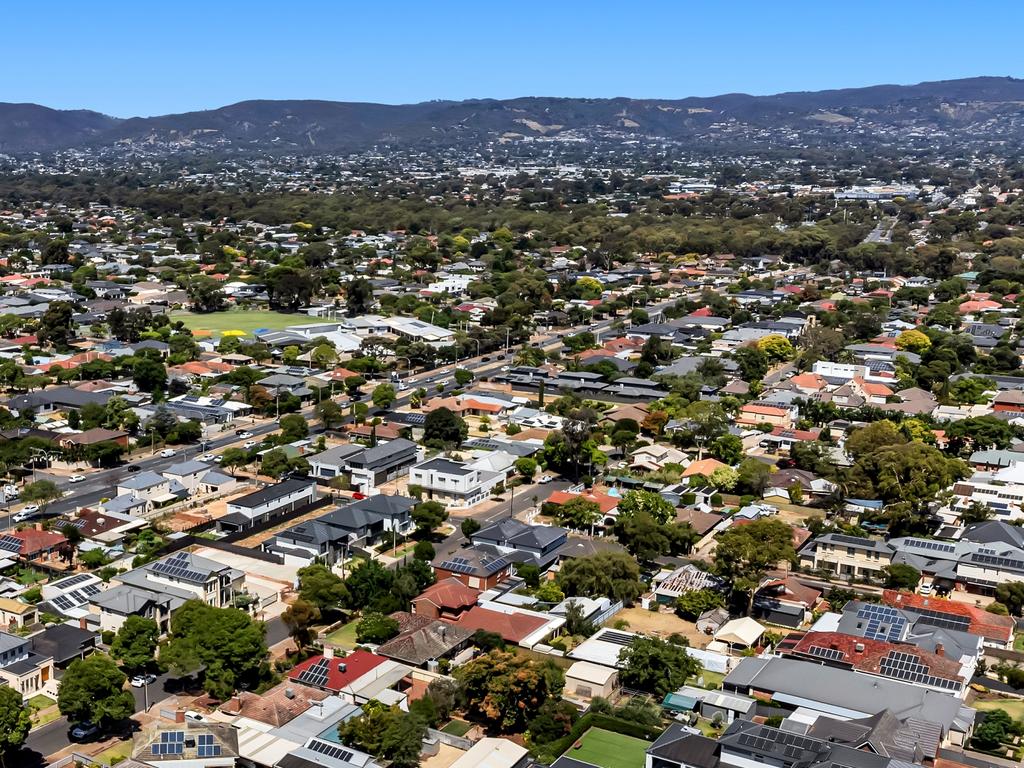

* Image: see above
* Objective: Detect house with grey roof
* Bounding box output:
[409,456,503,508]
[92,551,244,635]
[723,656,973,746]
[308,439,420,495]
[470,519,568,567]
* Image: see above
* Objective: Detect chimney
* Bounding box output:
[79,617,88,630]
[323,647,334,659]
[854,643,865,653]
[934,643,944,657]
[338,662,347,673]
[174,710,185,724]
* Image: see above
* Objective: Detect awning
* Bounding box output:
[662,692,697,712]
[151,493,179,505]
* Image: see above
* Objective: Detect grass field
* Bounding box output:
[171,309,311,336]
[974,697,1024,719]
[324,620,360,649]
[564,728,650,768]
[92,739,133,766]
[696,670,725,690]
[441,720,472,736]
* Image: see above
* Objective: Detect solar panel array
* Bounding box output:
[903,538,956,554]
[152,731,184,755]
[879,650,960,691]
[308,739,354,762]
[736,728,820,756]
[297,658,330,688]
[0,535,20,554]
[54,573,94,589]
[856,604,906,642]
[197,733,222,758]
[907,606,971,632]
[833,534,871,546]
[50,582,103,613]
[972,552,1024,572]
[151,552,208,584]
[597,630,636,647]
[806,645,845,661]
[439,556,476,574]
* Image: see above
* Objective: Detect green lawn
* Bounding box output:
[171,309,314,336]
[974,698,1024,720]
[441,719,472,737]
[92,739,133,766]
[324,620,360,649]
[696,670,724,690]
[564,728,650,768]
[1015,634,1024,652]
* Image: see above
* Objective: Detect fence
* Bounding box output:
[427,727,474,751]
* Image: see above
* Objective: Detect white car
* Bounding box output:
[237,431,254,439]
[243,440,258,450]
[538,475,553,484]
[130,673,157,688]
[199,454,216,462]
[68,475,86,484]
[160,449,175,458]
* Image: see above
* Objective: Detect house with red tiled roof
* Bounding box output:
[958,299,1001,315]
[785,630,968,693]
[219,681,330,726]
[882,590,1015,648]
[286,649,402,700]
[545,490,619,525]
[850,377,894,405]
[681,458,728,479]
[787,373,829,395]
[8,528,67,563]
[411,577,480,621]
[455,605,551,645]
[737,402,795,428]
[753,575,822,628]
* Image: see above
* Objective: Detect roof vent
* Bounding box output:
[285,688,295,699]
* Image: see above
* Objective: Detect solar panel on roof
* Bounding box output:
[598,630,635,646]
[806,645,844,661]
[297,658,330,688]
[55,573,93,589]
[308,739,354,762]
[0,535,21,554]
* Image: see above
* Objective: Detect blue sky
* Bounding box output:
[8,1,1024,116]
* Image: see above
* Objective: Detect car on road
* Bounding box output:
[199,454,216,462]
[237,431,254,439]
[70,722,100,741]
[213,455,224,463]
[131,673,157,687]
[12,510,33,524]
[125,464,141,473]
[20,504,39,515]
[538,475,553,484]
[68,475,86,483]
[500,366,510,372]
[159,449,175,458]
[243,440,258,450]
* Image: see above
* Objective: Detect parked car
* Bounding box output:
[12,511,32,523]
[199,454,216,462]
[20,504,39,515]
[70,722,100,741]
[159,449,175,458]
[68,475,86,483]
[130,673,157,688]
[3,485,18,498]
[243,440,258,450]
[538,475,553,484]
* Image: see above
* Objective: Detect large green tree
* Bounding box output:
[618,636,700,697]
[0,685,31,764]
[453,650,563,731]
[714,518,796,610]
[557,552,646,605]
[57,653,136,726]
[297,564,350,614]
[162,601,267,699]
[616,489,675,524]
[110,615,159,674]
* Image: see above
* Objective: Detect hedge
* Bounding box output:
[532,712,662,763]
